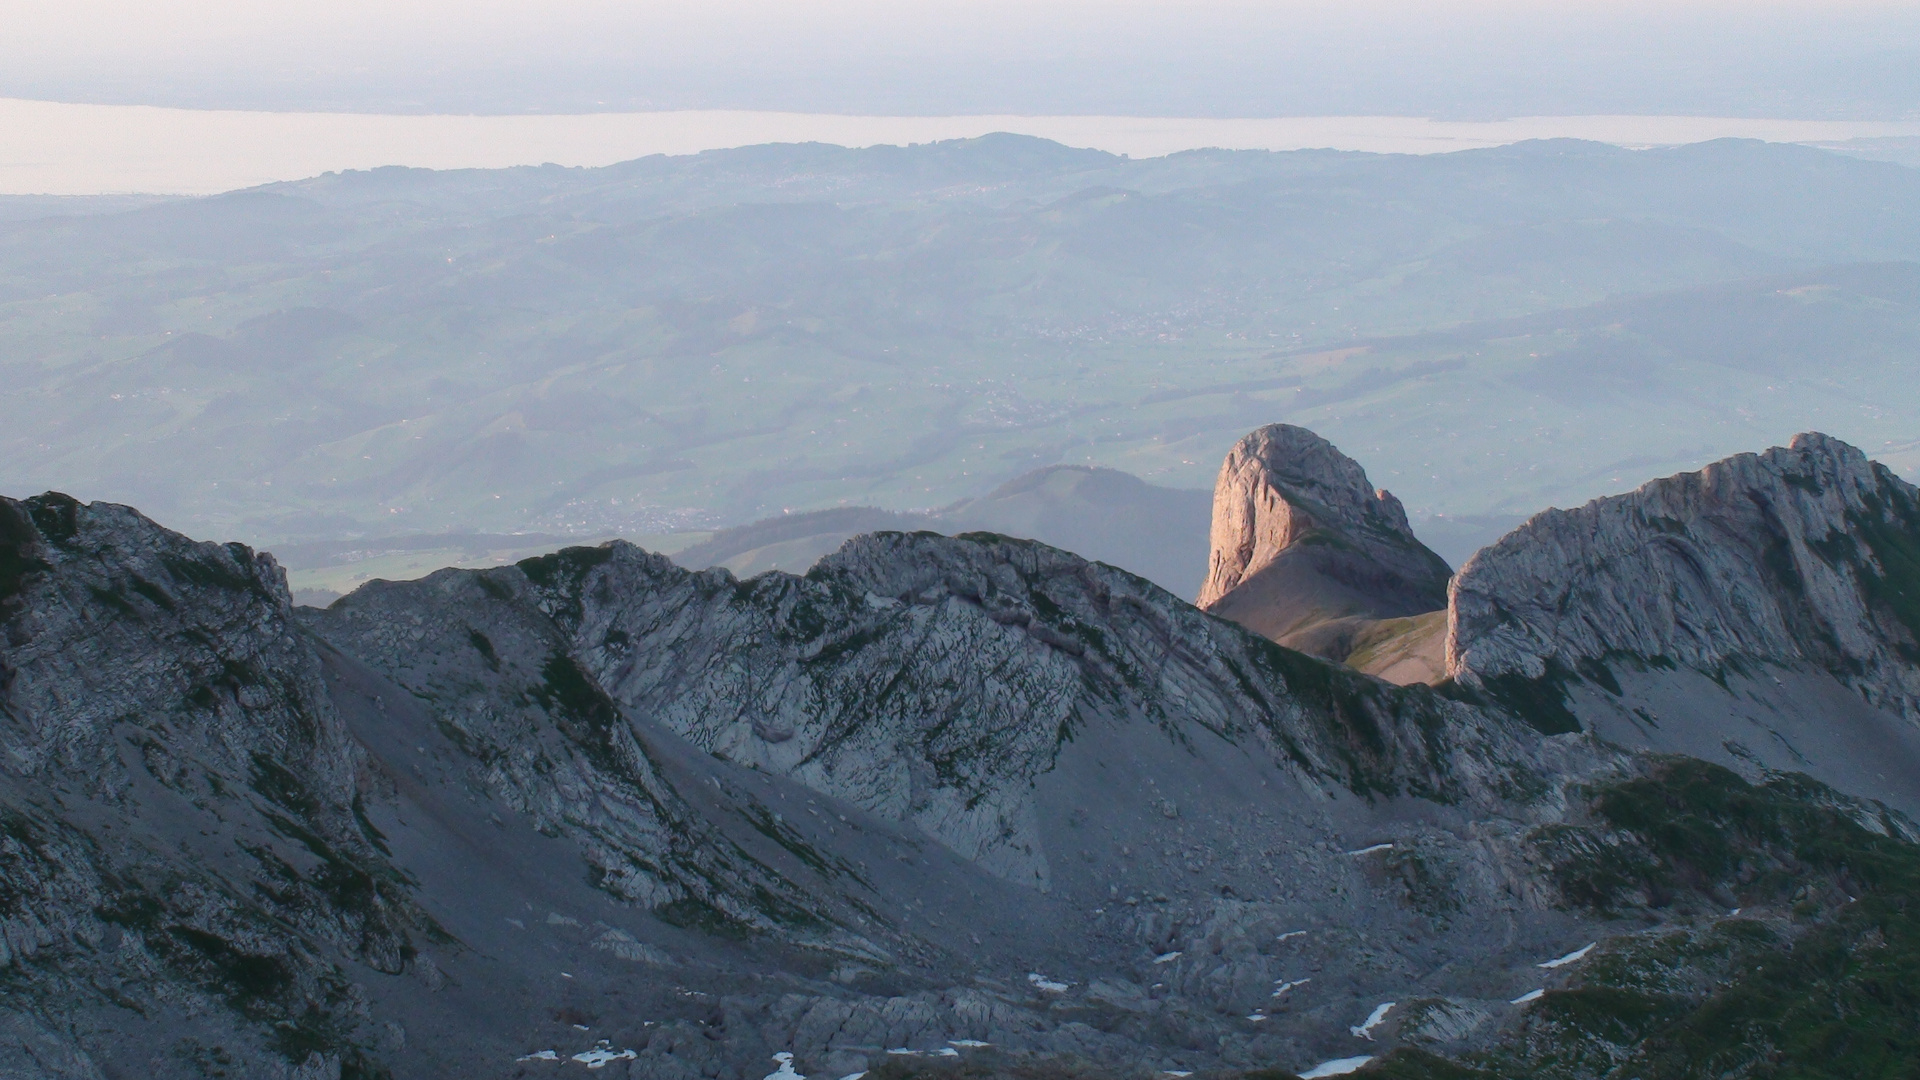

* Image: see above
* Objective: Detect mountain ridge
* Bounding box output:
[5,424,1920,1077]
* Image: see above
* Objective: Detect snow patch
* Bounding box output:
[517,1050,561,1062]
[949,1040,991,1048]
[886,1048,920,1056]
[764,1052,806,1080]
[1246,1012,1267,1022]
[1153,951,1183,964]
[573,1043,638,1069]
[933,1048,960,1057]
[1301,1056,1375,1078]
[1350,1001,1395,1039]
[1345,843,1394,857]
[1538,943,1596,969]
[1028,972,1071,992]
[1276,930,1307,943]
[1273,977,1311,997]
[1511,988,1545,1004]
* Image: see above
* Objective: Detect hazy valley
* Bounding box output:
[3,136,1919,584]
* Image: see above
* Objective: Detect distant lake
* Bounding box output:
[7,97,1920,196]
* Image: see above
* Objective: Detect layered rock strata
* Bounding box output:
[33,463,1920,1080]
[311,530,1549,896]
[1447,432,1920,719]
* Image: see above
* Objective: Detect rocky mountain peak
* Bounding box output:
[1196,425,1453,670]
[1447,431,1920,719]
[1197,425,1421,607]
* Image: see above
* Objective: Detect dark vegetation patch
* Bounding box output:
[0,499,51,611]
[1573,656,1622,696]
[129,573,177,611]
[350,792,390,856]
[466,628,501,671]
[248,755,434,962]
[163,924,295,1013]
[87,583,137,616]
[1420,757,1920,1080]
[517,545,615,625]
[803,622,890,667]
[654,896,753,940]
[1855,478,1920,655]
[530,653,625,773]
[1243,636,1397,793]
[1381,848,1460,920]
[476,572,515,602]
[1445,659,1582,736]
[24,492,80,543]
[161,549,274,602]
[740,803,870,888]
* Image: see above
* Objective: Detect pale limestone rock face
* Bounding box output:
[1196,425,1452,665]
[1447,432,1920,718]
[1199,425,1424,609]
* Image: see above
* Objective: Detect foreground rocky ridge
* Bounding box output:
[4,422,1920,1078]
[2,490,1635,1079]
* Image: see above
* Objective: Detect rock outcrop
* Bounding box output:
[1198,425,1453,669]
[1448,432,1920,716]
[0,493,429,1078]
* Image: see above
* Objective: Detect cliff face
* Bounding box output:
[1448,432,1920,716]
[1197,425,1453,667]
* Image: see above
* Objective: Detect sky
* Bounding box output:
[4,1,1920,119]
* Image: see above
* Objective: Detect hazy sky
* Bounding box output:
[5,1,1920,118]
